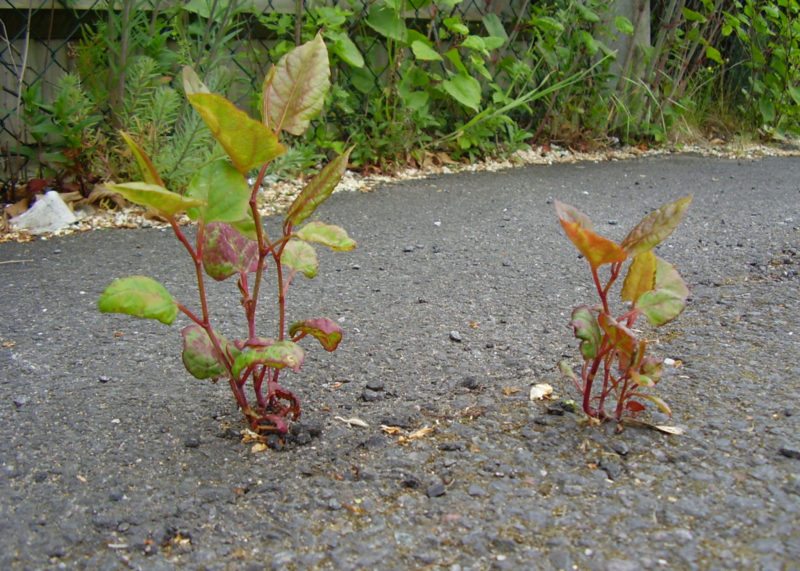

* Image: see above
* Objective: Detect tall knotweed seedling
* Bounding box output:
[98,35,355,434]
[555,196,692,423]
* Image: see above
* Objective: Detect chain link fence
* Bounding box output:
[1,0,532,149]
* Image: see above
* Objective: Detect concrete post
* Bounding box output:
[608,0,651,84]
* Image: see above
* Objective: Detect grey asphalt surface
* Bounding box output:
[1,154,799,570]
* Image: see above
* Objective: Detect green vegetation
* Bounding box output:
[98,36,356,434]
[9,0,800,195]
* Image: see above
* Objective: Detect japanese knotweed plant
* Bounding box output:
[555,196,692,423]
[98,35,355,435]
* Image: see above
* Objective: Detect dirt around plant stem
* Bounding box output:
[0,154,798,570]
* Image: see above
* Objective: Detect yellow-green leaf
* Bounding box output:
[621,250,657,303]
[98,276,177,325]
[295,221,356,252]
[188,92,285,173]
[107,182,205,217]
[119,131,163,186]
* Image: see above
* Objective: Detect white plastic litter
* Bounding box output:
[11,191,77,235]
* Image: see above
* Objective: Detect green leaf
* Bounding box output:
[262,33,331,136]
[462,36,487,53]
[570,305,601,360]
[531,16,564,33]
[759,97,776,123]
[555,200,627,268]
[285,147,353,226]
[98,276,178,325]
[329,32,364,68]
[289,317,343,352]
[188,92,285,173]
[282,239,318,278]
[411,40,443,61]
[621,250,657,304]
[202,222,259,281]
[635,257,689,326]
[442,73,482,112]
[682,7,707,23]
[705,44,723,64]
[366,4,407,42]
[443,16,469,36]
[789,86,800,105]
[576,3,601,23]
[232,340,305,377]
[181,325,237,379]
[614,15,635,35]
[185,160,251,223]
[621,196,692,257]
[296,221,356,251]
[483,13,508,41]
[107,182,205,217]
[119,131,163,186]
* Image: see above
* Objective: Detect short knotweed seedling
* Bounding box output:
[555,196,692,424]
[98,35,355,435]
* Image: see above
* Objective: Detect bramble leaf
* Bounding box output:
[555,200,627,268]
[621,196,692,257]
[262,33,331,136]
[107,182,205,217]
[570,305,601,360]
[635,256,689,326]
[282,239,318,278]
[98,276,177,325]
[186,160,251,223]
[621,250,657,303]
[119,131,163,186]
[187,92,285,173]
[232,340,305,377]
[202,222,259,281]
[289,318,343,352]
[181,325,237,379]
[296,221,356,251]
[285,147,353,226]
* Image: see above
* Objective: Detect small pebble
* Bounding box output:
[366,379,385,391]
[779,447,800,460]
[426,482,446,498]
[98,375,111,384]
[460,376,480,390]
[449,330,462,342]
[184,437,201,448]
[403,246,415,253]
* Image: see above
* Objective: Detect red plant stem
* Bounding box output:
[591,266,608,314]
[253,365,268,408]
[247,162,273,338]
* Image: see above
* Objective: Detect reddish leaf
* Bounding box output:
[289,317,343,352]
[202,222,259,281]
[598,313,636,372]
[232,340,305,377]
[625,400,647,413]
[181,325,237,379]
[555,200,627,268]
